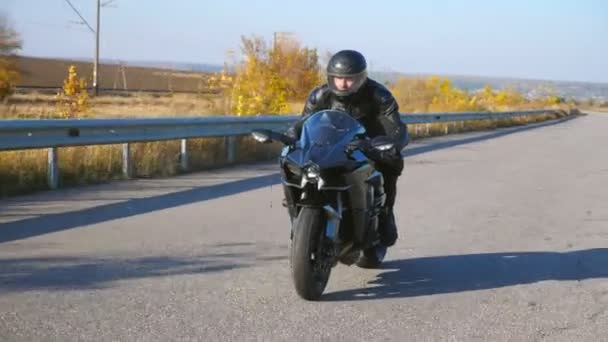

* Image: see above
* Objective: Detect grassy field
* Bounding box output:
[2,92,226,118]
[579,105,608,113]
[0,91,300,197]
[0,56,578,198]
[11,56,217,93]
[0,90,573,198]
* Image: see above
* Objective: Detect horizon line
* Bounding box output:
[15,53,608,86]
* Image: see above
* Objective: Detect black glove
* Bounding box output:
[345,138,371,154]
[346,137,403,173]
[285,126,297,140]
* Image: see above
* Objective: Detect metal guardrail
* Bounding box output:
[0,109,559,189]
[14,85,220,96]
[0,116,297,151]
[0,110,551,151]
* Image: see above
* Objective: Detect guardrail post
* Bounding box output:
[47,147,59,189]
[122,143,133,178]
[180,139,188,171]
[225,136,236,164]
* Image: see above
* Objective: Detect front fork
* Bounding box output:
[285,185,345,266]
[322,192,343,241]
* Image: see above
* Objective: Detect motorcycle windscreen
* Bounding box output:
[296,110,366,168]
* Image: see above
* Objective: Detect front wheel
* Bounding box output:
[290,207,331,300]
[356,244,387,269]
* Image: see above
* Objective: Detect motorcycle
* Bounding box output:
[251,109,397,300]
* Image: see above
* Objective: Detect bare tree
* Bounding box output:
[0,15,22,56]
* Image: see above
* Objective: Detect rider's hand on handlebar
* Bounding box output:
[345,138,371,154]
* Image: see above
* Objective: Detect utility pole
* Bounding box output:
[64,0,109,96]
[93,0,100,96]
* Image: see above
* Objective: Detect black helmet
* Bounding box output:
[326,50,368,97]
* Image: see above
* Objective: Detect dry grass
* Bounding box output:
[89,94,228,117]
[0,136,282,197]
[0,92,284,197]
[579,106,608,113]
[1,92,231,119]
[0,91,574,198]
[0,149,49,196]
[1,55,581,197]
[407,111,569,140]
[1,93,304,119]
[11,55,217,93]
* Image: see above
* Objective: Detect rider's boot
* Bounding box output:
[377,207,398,247]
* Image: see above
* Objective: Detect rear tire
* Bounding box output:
[290,207,331,300]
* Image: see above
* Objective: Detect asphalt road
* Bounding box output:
[1,112,607,341]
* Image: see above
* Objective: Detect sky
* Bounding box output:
[2,0,607,83]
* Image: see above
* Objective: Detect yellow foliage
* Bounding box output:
[0,59,19,101]
[475,86,527,110]
[545,95,563,105]
[390,76,563,113]
[391,75,486,112]
[206,70,233,91]
[56,65,89,118]
[223,34,322,116]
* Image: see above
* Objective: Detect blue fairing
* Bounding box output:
[287,110,366,169]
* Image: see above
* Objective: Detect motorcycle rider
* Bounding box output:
[285,49,409,247]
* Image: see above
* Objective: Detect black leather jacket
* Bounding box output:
[286,78,408,174]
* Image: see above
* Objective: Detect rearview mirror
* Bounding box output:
[251,129,272,144]
[251,129,297,146]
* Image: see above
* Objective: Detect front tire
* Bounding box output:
[290,207,331,300]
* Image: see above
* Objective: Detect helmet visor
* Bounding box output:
[327,70,367,97]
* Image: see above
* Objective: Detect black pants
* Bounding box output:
[381,172,399,208]
[374,148,403,209]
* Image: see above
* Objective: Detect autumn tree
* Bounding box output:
[228,34,322,116]
[56,65,89,118]
[0,16,22,101]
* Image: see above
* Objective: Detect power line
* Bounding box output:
[62,0,118,96]
[94,0,100,95]
[63,0,95,33]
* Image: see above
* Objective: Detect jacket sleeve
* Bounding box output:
[375,87,409,151]
[366,85,408,175]
[285,86,325,139]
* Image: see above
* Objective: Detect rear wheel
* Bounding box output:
[290,207,332,300]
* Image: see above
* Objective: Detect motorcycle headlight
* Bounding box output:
[304,163,320,180]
